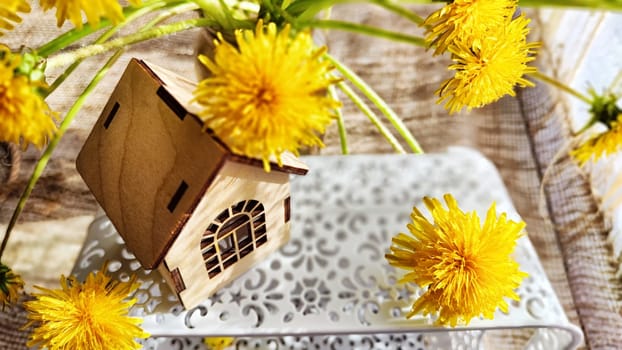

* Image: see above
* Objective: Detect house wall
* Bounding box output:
[162,159,292,309]
[76,59,229,268]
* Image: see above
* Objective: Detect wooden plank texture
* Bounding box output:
[162,159,291,309]
[76,59,229,268]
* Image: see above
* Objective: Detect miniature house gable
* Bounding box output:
[159,160,292,308]
[77,59,307,308]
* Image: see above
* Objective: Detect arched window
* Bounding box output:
[201,199,267,278]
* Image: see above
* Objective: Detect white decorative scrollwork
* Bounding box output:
[74,148,583,349]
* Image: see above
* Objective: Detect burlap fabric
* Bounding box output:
[0,295,31,349]
[1,3,620,349]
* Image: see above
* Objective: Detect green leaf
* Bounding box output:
[285,0,352,22]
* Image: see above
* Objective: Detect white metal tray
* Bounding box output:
[72,147,583,349]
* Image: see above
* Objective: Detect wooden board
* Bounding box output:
[76,59,229,268]
[161,159,291,309]
[145,59,309,175]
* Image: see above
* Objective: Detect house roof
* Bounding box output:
[142,59,309,176]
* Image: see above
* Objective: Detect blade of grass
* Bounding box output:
[327,54,423,153]
[328,84,349,154]
[46,17,214,69]
[338,81,406,154]
[0,50,124,258]
[300,19,426,47]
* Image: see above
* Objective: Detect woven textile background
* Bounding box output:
[1,3,620,349]
[324,7,622,347]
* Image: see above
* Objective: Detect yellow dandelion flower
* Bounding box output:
[423,0,517,55]
[39,0,141,29]
[24,264,149,350]
[0,45,56,149]
[437,15,539,114]
[571,114,622,166]
[193,21,340,171]
[204,337,235,350]
[0,262,24,309]
[386,194,527,327]
[0,0,31,35]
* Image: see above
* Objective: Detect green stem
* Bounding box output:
[273,2,299,24]
[518,0,622,10]
[142,2,200,30]
[46,0,188,97]
[36,0,176,57]
[329,85,349,154]
[338,82,406,153]
[1,2,205,257]
[194,0,251,31]
[369,0,425,25]
[46,17,214,69]
[37,22,110,58]
[217,0,238,29]
[610,69,622,94]
[284,0,351,22]
[321,5,332,20]
[574,119,597,135]
[398,0,622,8]
[45,64,81,97]
[529,70,592,105]
[377,0,622,9]
[326,54,424,154]
[0,50,124,260]
[192,0,236,30]
[298,20,427,47]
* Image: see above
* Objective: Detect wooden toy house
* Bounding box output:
[76,59,308,309]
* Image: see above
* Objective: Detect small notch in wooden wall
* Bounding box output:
[170,268,187,294]
[284,196,291,223]
[167,180,188,213]
[157,86,186,120]
[103,102,120,129]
